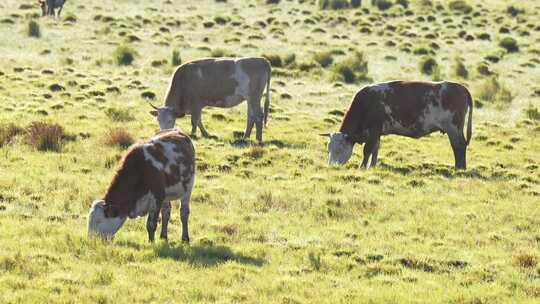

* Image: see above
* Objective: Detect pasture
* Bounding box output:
[1,0,540,302]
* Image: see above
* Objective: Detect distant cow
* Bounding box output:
[39,0,66,18]
[322,81,473,169]
[88,129,195,242]
[149,57,271,142]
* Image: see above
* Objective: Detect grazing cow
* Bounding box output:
[88,129,195,242]
[148,57,272,142]
[321,80,473,169]
[39,0,66,18]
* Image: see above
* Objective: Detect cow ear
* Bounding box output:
[149,110,158,117]
[103,205,119,218]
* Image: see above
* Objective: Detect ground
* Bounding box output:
[0,0,540,303]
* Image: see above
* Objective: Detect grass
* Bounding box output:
[24,121,64,152]
[0,0,539,302]
[104,127,134,149]
[27,20,40,38]
[113,44,137,66]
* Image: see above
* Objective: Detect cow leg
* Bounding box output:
[146,207,160,242]
[180,193,191,243]
[361,131,381,168]
[190,109,202,137]
[197,120,211,138]
[57,6,63,18]
[159,201,171,240]
[370,138,381,168]
[243,105,255,140]
[251,101,264,142]
[447,128,467,169]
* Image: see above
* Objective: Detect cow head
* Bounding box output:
[38,0,47,16]
[149,105,177,130]
[321,132,355,165]
[88,200,126,239]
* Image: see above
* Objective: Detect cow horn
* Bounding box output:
[146,100,158,110]
[319,133,331,137]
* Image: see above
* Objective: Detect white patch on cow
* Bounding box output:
[419,103,454,132]
[370,83,394,99]
[142,144,165,171]
[196,68,203,79]
[327,132,354,165]
[381,103,411,135]
[130,191,157,218]
[142,139,183,174]
[233,65,250,98]
[88,200,126,238]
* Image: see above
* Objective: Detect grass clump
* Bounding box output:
[171,49,181,66]
[104,127,134,149]
[524,105,540,121]
[24,122,65,152]
[0,123,24,147]
[478,77,513,104]
[454,58,469,79]
[419,57,440,78]
[318,0,349,10]
[263,54,283,68]
[448,1,472,14]
[514,252,537,269]
[113,44,137,66]
[499,37,519,53]
[313,51,334,68]
[27,20,41,38]
[105,107,135,122]
[371,0,393,10]
[333,51,368,83]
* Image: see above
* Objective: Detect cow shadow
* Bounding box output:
[229,138,306,149]
[153,242,265,267]
[378,162,490,180]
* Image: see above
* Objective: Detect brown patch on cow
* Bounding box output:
[147,143,167,165]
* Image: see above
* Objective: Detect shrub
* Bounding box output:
[0,123,23,147]
[420,57,439,76]
[333,51,368,83]
[25,122,64,152]
[113,44,137,66]
[105,107,135,122]
[448,0,472,14]
[499,37,519,53]
[27,20,41,38]
[454,58,469,79]
[283,53,296,66]
[313,52,334,68]
[371,0,393,10]
[104,127,134,149]
[506,5,524,17]
[171,49,181,66]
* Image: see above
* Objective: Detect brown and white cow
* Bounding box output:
[88,129,195,242]
[322,81,473,169]
[148,57,271,142]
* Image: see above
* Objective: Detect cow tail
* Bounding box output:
[465,88,473,146]
[263,63,271,127]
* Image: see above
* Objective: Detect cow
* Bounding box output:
[148,57,272,142]
[321,80,473,169]
[39,0,66,18]
[88,129,195,243]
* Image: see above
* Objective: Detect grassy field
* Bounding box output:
[1,0,540,302]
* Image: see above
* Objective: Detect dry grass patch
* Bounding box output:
[104,127,134,149]
[0,123,24,147]
[514,251,537,269]
[24,122,64,152]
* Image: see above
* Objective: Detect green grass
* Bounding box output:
[0,0,540,303]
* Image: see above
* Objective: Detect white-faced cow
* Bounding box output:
[39,0,66,18]
[88,129,195,242]
[148,57,271,142]
[322,80,473,169]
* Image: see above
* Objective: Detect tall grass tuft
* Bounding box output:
[171,49,182,66]
[113,44,137,66]
[333,51,368,83]
[420,57,440,79]
[371,0,393,10]
[319,0,349,10]
[499,37,519,53]
[477,77,513,104]
[104,127,134,149]
[454,58,468,79]
[25,122,64,152]
[105,107,135,122]
[524,105,540,121]
[0,123,24,147]
[313,52,334,68]
[28,20,41,38]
